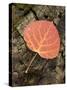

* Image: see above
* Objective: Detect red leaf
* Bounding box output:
[23,20,60,59]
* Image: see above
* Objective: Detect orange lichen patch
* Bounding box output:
[23,20,60,59]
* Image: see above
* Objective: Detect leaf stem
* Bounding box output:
[25,53,37,73]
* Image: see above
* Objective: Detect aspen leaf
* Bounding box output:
[23,20,60,59]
